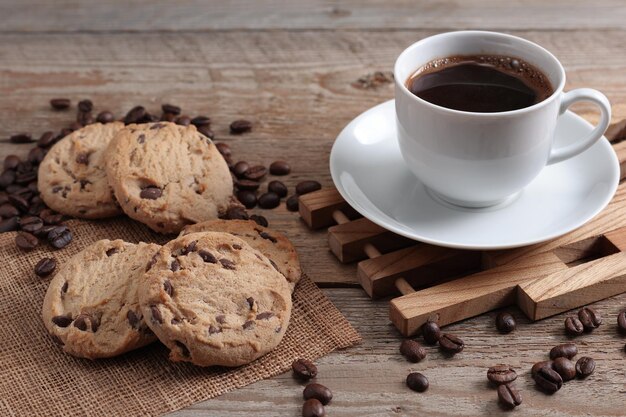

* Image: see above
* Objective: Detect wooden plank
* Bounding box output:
[299,188,353,230]
[2,1,626,32]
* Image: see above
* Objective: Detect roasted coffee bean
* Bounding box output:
[19,216,43,233]
[27,147,46,164]
[223,206,249,220]
[15,171,37,185]
[495,312,516,333]
[4,155,20,170]
[50,98,71,110]
[578,306,602,331]
[161,112,176,122]
[286,194,299,212]
[78,99,93,113]
[0,216,19,232]
[303,383,333,405]
[439,333,464,354]
[400,339,426,363]
[162,103,181,115]
[0,170,16,188]
[10,133,33,144]
[37,131,56,148]
[229,119,252,134]
[269,160,291,176]
[575,357,595,378]
[292,358,318,380]
[565,316,584,336]
[497,383,522,409]
[16,231,38,250]
[235,179,260,191]
[549,343,577,359]
[191,115,211,126]
[215,142,232,158]
[34,257,57,277]
[232,161,250,178]
[552,357,576,381]
[40,209,63,225]
[268,180,288,198]
[77,111,93,126]
[406,372,429,392]
[421,320,441,345]
[140,186,162,200]
[176,115,191,126]
[531,360,553,377]
[258,192,280,209]
[236,190,257,209]
[124,106,146,124]
[533,366,563,393]
[48,225,72,249]
[96,111,115,124]
[0,193,7,205]
[244,165,267,181]
[197,124,214,139]
[0,203,19,218]
[68,121,83,131]
[296,180,322,195]
[51,314,73,327]
[250,214,269,227]
[9,194,29,212]
[302,398,325,417]
[618,310,626,335]
[487,365,517,384]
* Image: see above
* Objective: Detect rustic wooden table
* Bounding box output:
[2,1,626,415]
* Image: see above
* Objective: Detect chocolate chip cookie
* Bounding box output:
[180,219,301,292]
[139,232,292,367]
[105,122,233,233]
[42,239,160,359]
[38,122,125,218]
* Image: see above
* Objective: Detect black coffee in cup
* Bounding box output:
[406,55,554,113]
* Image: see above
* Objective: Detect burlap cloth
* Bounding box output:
[0,218,361,416]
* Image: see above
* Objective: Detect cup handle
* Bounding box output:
[547,88,611,165]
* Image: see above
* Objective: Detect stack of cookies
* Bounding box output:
[38,121,234,233]
[42,219,301,367]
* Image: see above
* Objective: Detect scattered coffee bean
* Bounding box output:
[140,186,162,200]
[549,343,577,360]
[421,319,441,345]
[303,383,333,405]
[50,98,71,110]
[302,398,325,417]
[197,124,214,139]
[406,372,429,392]
[244,165,267,181]
[292,358,318,380]
[268,180,288,198]
[495,312,516,333]
[16,231,38,250]
[250,214,269,227]
[96,111,115,124]
[191,115,211,127]
[48,225,72,249]
[0,170,16,188]
[19,216,43,233]
[37,131,57,148]
[34,257,56,277]
[497,383,522,409]
[296,180,322,195]
[230,119,252,134]
[533,365,563,393]
[618,311,626,335]
[578,306,602,331]
[223,206,249,220]
[531,360,553,377]
[162,103,181,115]
[575,357,595,378]
[78,99,93,113]
[176,115,191,126]
[564,316,584,336]
[400,339,426,363]
[215,142,232,158]
[4,155,21,171]
[9,194,29,212]
[10,133,33,144]
[487,365,517,384]
[286,195,299,212]
[258,192,280,209]
[269,160,291,175]
[0,203,19,218]
[552,357,576,381]
[0,217,19,232]
[439,333,464,354]
[77,110,93,126]
[232,161,250,178]
[124,106,146,124]
[40,209,63,225]
[235,179,261,191]
[236,190,257,209]
[27,147,46,164]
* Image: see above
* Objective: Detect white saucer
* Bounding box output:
[329,100,619,250]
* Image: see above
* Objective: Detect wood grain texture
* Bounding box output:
[1,14,626,415]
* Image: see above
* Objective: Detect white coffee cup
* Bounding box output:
[395,31,611,208]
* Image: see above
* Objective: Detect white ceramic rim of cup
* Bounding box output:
[394,30,567,117]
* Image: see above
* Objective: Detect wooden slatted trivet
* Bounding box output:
[300,139,626,336]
